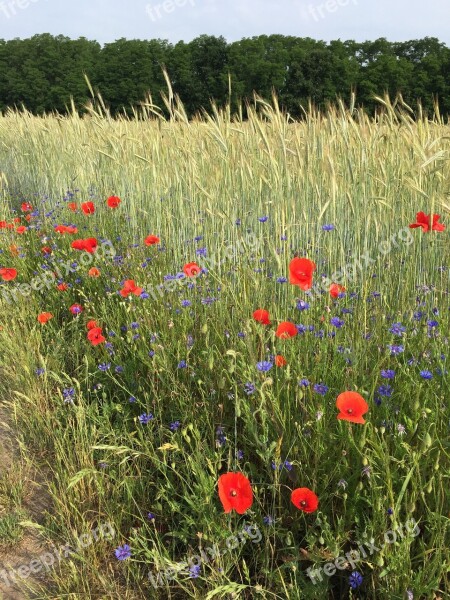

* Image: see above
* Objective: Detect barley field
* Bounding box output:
[0,94,449,599]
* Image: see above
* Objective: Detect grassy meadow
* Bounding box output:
[0,93,449,599]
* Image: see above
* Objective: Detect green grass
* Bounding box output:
[0,93,449,599]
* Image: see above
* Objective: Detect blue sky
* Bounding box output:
[0,0,448,45]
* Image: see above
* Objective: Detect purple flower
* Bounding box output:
[420,370,433,380]
[114,544,132,561]
[322,224,335,231]
[330,317,344,328]
[256,361,273,372]
[139,413,154,424]
[388,345,404,355]
[313,383,328,395]
[296,300,310,311]
[349,571,363,589]
[258,216,269,222]
[381,369,395,379]
[389,323,406,336]
[299,378,310,387]
[170,420,181,431]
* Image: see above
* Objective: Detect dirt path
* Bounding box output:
[0,402,51,600]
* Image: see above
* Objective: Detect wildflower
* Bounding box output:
[336,391,369,424]
[296,300,310,311]
[389,323,406,336]
[322,224,335,231]
[313,383,328,396]
[409,212,445,232]
[98,362,111,371]
[147,512,155,520]
[0,268,17,281]
[88,267,100,277]
[189,564,201,578]
[253,309,271,325]
[349,571,363,589]
[330,283,345,298]
[114,545,131,560]
[263,516,274,525]
[106,195,121,208]
[177,360,187,369]
[388,344,404,355]
[258,216,268,222]
[218,472,253,514]
[81,201,95,215]
[275,322,298,339]
[330,317,344,328]
[337,479,347,489]
[139,413,154,424]
[420,370,433,379]
[299,378,310,387]
[289,257,316,290]
[381,369,395,379]
[291,488,319,513]
[397,424,406,435]
[37,312,53,324]
[244,382,256,395]
[69,304,83,315]
[377,385,393,397]
[183,262,201,277]
[71,237,98,253]
[256,361,273,372]
[274,355,287,367]
[120,280,143,298]
[88,327,106,346]
[215,426,226,447]
[62,388,75,403]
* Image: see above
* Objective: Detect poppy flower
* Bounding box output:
[218,472,253,514]
[275,354,287,367]
[183,262,201,277]
[55,225,78,235]
[81,202,95,215]
[87,327,106,346]
[329,283,346,298]
[0,221,7,228]
[9,245,19,256]
[13,217,21,223]
[106,196,121,208]
[21,202,33,212]
[87,320,99,330]
[120,280,143,298]
[275,321,298,339]
[16,226,26,234]
[336,391,369,424]
[144,235,160,246]
[409,212,445,232]
[69,303,83,315]
[0,268,17,281]
[88,267,100,277]
[25,214,32,222]
[42,246,52,255]
[37,312,53,324]
[71,238,98,254]
[57,283,68,291]
[67,202,78,212]
[253,309,271,325]
[289,258,316,290]
[291,488,319,513]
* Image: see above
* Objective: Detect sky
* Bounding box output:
[0,0,449,46]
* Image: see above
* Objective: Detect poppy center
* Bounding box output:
[347,408,353,414]
[300,500,307,507]
[230,489,237,497]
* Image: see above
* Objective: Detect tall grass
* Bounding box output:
[0,93,449,599]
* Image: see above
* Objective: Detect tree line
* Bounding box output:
[0,33,449,117]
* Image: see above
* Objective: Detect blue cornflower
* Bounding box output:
[236,449,244,460]
[313,383,328,395]
[413,311,424,320]
[189,564,201,578]
[381,369,395,379]
[139,413,154,424]
[388,345,404,355]
[129,396,136,403]
[296,324,308,334]
[237,331,246,338]
[296,300,310,311]
[322,224,335,231]
[299,378,310,387]
[244,382,256,395]
[62,388,75,402]
[147,512,155,521]
[258,216,269,222]
[178,360,187,369]
[256,361,273,372]
[215,426,226,447]
[181,300,192,308]
[389,323,406,336]
[196,247,207,257]
[330,317,344,328]
[427,320,438,328]
[420,370,433,380]
[170,420,181,431]
[114,545,132,561]
[276,277,287,283]
[349,571,363,589]
[98,363,111,371]
[115,366,124,373]
[130,322,139,329]
[377,384,393,397]
[263,515,274,525]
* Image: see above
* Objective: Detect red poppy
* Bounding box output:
[120,280,143,298]
[0,221,7,228]
[183,262,201,277]
[144,235,160,246]
[67,202,78,212]
[88,267,100,277]
[409,212,445,232]
[291,488,319,513]
[87,327,106,346]
[16,226,26,234]
[289,258,316,290]
[71,238,98,254]
[329,283,346,298]
[9,245,19,256]
[218,472,253,514]
[55,225,78,235]
[275,321,298,339]
[275,354,287,367]
[106,196,121,208]
[13,217,21,223]
[336,391,369,424]
[37,312,53,324]
[87,320,99,330]
[21,202,33,212]
[81,202,95,215]
[0,268,17,281]
[57,283,68,291]
[69,303,83,315]
[42,246,52,255]
[25,214,32,222]
[252,309,271,325]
